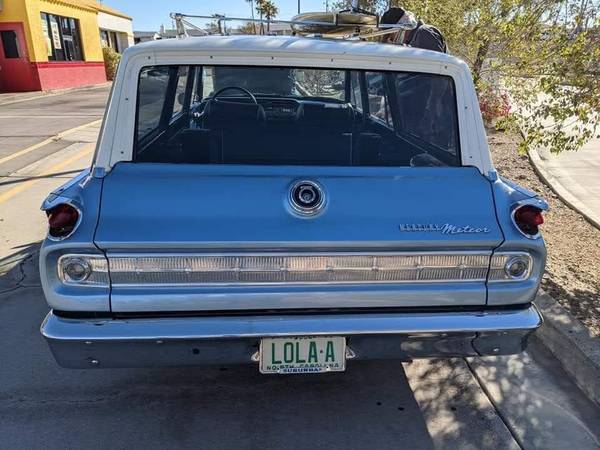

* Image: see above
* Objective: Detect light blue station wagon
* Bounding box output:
[39,35,547,374]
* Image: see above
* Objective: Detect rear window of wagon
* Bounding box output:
[134,65,461,167]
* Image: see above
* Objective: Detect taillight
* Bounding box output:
[58,255,109,286]
[512,205,544,238]
[46,203,80,240]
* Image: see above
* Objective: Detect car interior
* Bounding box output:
[134,66,460,167]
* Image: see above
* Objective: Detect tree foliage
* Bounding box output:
[336,0,600,153]
[256,0,280,32]
[238,22,258,34]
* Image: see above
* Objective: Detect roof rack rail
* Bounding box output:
[169,8,415,41]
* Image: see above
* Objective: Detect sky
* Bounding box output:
[101,0,333,32]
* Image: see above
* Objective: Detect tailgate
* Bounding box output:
[95,163,502,312]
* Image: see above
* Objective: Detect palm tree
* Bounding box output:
[256,0,279,33]
[263,1,279,33]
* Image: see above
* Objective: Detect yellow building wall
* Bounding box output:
[0,0,104,62]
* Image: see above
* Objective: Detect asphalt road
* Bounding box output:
[0,87,599,450]
[0,86,108,177]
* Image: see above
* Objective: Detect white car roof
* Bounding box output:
[128,35,467,69]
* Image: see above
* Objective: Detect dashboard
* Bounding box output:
[261,99,300,121]
[192,96,355,129]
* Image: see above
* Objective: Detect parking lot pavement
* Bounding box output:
[0,85,109,177]
[0,255,499,450]
[1,252,599,450]
[0,134,98,260]
[0,86,599,450]
[0,83,111,107]
[0,86,107,260]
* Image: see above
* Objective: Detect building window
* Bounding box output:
[0,30,20,58]
[100,29,120,53]
[40,12,84,61]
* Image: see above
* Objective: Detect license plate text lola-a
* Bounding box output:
[260,337,346,374]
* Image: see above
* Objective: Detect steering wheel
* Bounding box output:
[212,86,258,104]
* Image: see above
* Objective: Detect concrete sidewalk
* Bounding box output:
[530,136,600,229]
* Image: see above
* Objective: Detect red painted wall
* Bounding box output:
[0,22,41,92]
[0,21,107,92]
[35,61,106,90]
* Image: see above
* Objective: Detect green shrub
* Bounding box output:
[102,46,121,81]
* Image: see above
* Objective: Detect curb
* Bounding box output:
[528,148,600,230]
[533,291,600,406]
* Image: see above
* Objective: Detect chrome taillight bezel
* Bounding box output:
[43,197,83,242]
[510,200,546,240]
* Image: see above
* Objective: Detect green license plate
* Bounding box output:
[259,336,346,374]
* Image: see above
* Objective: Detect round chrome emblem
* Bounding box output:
[289,180,325,216]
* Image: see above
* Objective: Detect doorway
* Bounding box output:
[0,22,39,92]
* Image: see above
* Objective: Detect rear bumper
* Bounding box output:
[41,305,542,369]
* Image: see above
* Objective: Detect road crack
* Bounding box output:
[0,253,35,295]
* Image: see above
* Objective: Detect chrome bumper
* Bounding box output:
[41,306,542,369]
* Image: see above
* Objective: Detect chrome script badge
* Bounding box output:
[398,224,491,234]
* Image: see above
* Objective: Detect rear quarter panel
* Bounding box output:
[489,177,547,306]
[39,172,109,311]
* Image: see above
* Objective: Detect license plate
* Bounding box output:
[259,336,346,374]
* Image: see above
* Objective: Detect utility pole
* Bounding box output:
[297,0,300,14]
[247,0,257,34]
